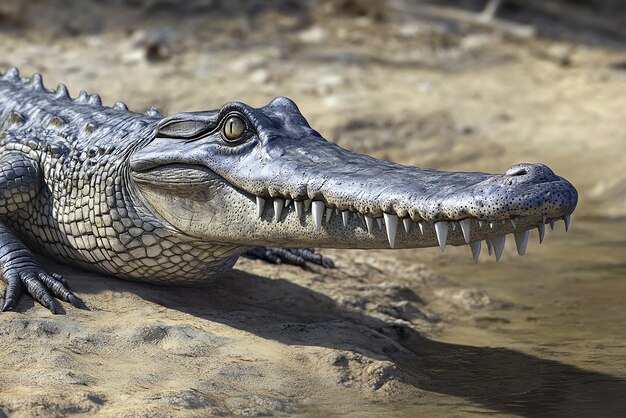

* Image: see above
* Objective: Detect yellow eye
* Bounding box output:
[223,116,246,141]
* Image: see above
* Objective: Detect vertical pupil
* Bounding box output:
[225,116,244,140]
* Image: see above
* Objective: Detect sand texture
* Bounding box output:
[0,1,625,416]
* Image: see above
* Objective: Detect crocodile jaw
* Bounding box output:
[133,160,576,262]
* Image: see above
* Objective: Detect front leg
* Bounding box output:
[0,152,83,313]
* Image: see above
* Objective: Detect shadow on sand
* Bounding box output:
[24,262,626,417]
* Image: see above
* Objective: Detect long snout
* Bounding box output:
[221,137,577,253]
[255,139,577,223]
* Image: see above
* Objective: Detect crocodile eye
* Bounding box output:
[223,116,246,141]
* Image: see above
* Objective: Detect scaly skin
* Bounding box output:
[0,68,577,314]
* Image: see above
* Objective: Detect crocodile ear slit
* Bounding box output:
[155,112,219,139]
[156,120,209,139]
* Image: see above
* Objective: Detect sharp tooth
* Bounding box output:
[335,208,339,215]
[459,219,471,243]
[564,215,571,232]
[256,197,266,218]
[403,218,412,233]
[418,221,425,235]
[537,223,545,243]
[342,211,350,227]
[514,230,529,255]
[478,220,484,228]
[510,218,516,230]
[434,222,448,252]
[295,201,304,219]
[376,218,383,229]
[383,213,398,248]
[274,198,284,221]
[489,221,496,229]
[312,201,324,230]
[326,207,334,222]
[470,241,481,263]
[486,239,493,256]
[450,221,457,231]
[493,235,506,262]
[543,214,547,224]
[550,220,555,230]
[365,215,375,234]
[285,199,292,208]
[304,199,312,211]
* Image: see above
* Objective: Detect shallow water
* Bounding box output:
[395,218,626,416]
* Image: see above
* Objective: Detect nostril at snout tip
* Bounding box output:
[505,163,556,180]
[505,166,528,177]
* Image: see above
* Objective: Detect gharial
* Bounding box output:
[0,67,577,314]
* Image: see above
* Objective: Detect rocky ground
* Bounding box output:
[0,1,625,416]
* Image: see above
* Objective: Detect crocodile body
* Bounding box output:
[0,70,242,285]
[0,68,577,313]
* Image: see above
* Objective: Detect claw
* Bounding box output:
[321,256,335,269]
[1,297,15,312]
[67,294,83,309]
[2,278,22,312]
[1,268,79,314]
[45,299,61,315]
[35,272,85,309]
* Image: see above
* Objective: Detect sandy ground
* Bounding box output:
[0,1,625,416]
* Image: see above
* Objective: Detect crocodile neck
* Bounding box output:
[0,74,245,285]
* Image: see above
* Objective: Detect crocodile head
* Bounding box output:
[130,97,577,261]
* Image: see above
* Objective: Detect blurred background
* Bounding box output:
[1,0,625,416]
[1,0,623,218]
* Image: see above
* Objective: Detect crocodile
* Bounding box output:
[0,67,577,314]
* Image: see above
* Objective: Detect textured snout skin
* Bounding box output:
[435,163,578,221]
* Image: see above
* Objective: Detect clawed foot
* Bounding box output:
[243,247,335,270]
[2,267,84,314]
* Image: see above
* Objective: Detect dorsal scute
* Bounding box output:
[75,90,89,104]
[49,116,67,129]
[83,122,97,135]
[1,67,20,82]
[30,73,45,91]
[88,94,102,106]
[6,111,25,127]
[55,83,70,99]
[0,68,142,113]
[144,106,163,118]
[113,101,129,111]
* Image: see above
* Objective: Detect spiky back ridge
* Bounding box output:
[0,67,164,159]
[0,67,164,116]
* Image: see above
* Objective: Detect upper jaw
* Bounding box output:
[243,160,577,224]
[239,163,577,261]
